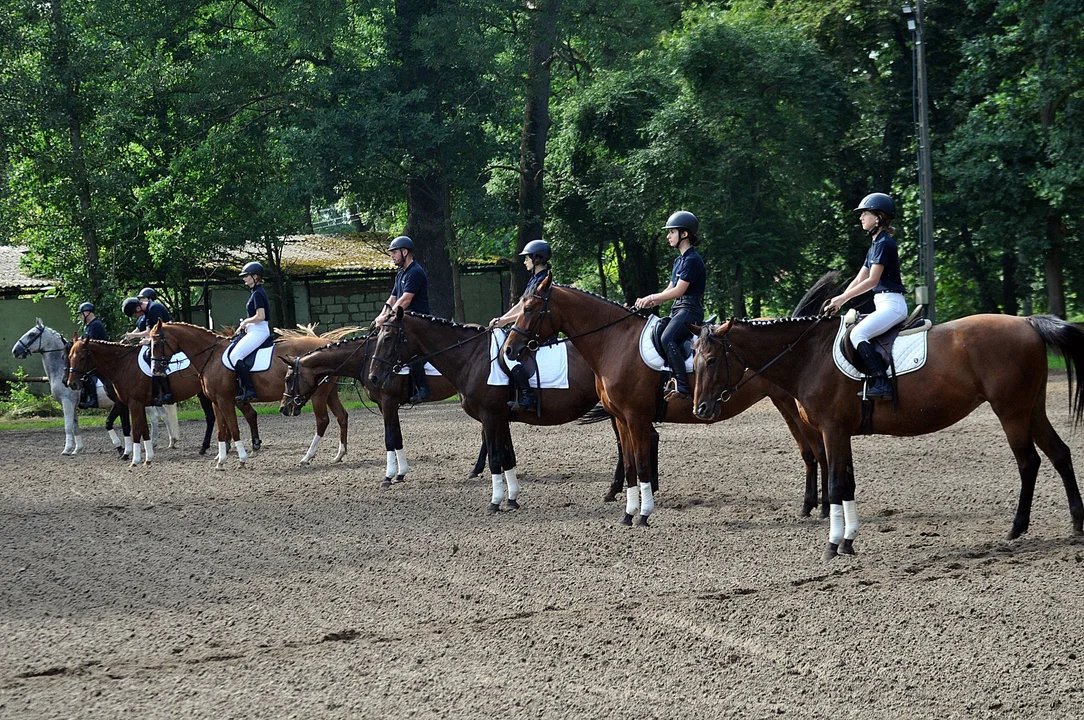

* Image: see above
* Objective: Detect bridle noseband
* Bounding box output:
[507,287,553,355]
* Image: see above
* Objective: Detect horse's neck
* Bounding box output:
[735,319,830,389]
[172,326,222,354]
[308,341,371,376]
[407,318,487,372]
[89,343,138,377]
[552,289,642,364]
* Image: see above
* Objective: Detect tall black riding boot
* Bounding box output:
[152,376,174,406]
[235,363,258,402]
[663,342,691,400]
[408,360,431,403]
[507,364,537,411]
[79,379,98,409]
[856,341,893,399]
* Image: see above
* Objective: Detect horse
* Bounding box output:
[499,276,829,526]
[148,320,349,469]
[689,313,1084,560]
[279,332,474,484]
[367,309,639,514]
[65,337,260,466]
[12,320,170,456]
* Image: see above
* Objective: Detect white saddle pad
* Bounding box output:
[138,350,192,378]
[221,345,274,373]
[486,329,570,389]
[832,318,929,381]
[638,315,694,373]
[396,362,439,376]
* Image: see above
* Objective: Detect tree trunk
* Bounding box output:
[513,0,561,301]
[613,229,658,306]
[730,261,747,318]
[405,174,455,319]
[958,223,1000,313]
[1001,245,1019,316]
[1044,213,1066,318]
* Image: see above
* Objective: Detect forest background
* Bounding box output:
[1,0,1082,329]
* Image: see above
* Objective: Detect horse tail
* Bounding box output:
[576,403,612,425]
[1027,314,1084,426]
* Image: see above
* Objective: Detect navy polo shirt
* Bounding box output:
[247,285,271,318]
[864,231,905,294]
[82,318,107,341]
[670,248,706,297]
[392,261,430,315]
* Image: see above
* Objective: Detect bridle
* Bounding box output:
[15,325,68,358]
[282,338,374,408]
[373,312,489,375]
[704,317,826,403]
[506,285,647,358]
[150,326,220,378]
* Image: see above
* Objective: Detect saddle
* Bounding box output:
[650,317,695,366]
[839,305,931,373]
[225,332,276,372]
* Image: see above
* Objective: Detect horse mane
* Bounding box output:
[295,331,377,360]
[164,320,230,338]
[275,323,363,342]
[734,316,823,327]
[552,283,637,313]
[791,271,842,317]
[404,311,489,334]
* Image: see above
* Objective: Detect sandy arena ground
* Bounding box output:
[2,375,1083,719]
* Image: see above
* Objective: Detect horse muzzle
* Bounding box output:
[694,399,719,420]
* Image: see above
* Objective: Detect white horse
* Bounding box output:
[12,319,178,456]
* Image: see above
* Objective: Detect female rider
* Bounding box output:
[229,262,271,401]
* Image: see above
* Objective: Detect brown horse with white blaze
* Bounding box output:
[149,320,349,469]
[690,314,1084,559]
[500,276,828,526]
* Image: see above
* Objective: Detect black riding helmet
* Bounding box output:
[78,302,95,313]
[388,235,415,253]
[122,297,141,317]
[240,261,264,277]
[519,239,551,264]
[663,210,700,246]
[138,287,157,300]
[854,193,895,219]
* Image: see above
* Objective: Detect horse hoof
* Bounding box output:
[299,458,312,467]
[199,447,208,456]
[61,449,72,456]
[840,539,856,555]
[635,515,650,527]
[394,474,406,485]
[505,499,520,511]
[380,478,392,490]
[237,462,246,470]
[603,492,617,503]
[486,503,501,516]
[468,471,479,479]
[620,513,634,526]
[116,447,125,457]
[823,542,839,561]
[251,439,262,451]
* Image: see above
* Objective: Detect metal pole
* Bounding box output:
[911,0,936,322]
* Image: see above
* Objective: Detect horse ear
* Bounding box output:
[395,306,404,321]
[686,322,702,336]
[278,354,296,366]
[718,319,735,335]
[36,317,43,328]
[540,275,552,292]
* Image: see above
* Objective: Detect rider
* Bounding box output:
[825,192,907,400]
[489,239,552,411]
[374,235,431,404]
[633,211,707,401]
[229,262,272,402]
[123,287,174,405]
[76,302,107,408]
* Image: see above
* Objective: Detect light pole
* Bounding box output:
[903,0,936,322]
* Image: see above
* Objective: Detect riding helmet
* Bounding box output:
[240,261,264,277]
[122,297,141,316]
[663,210,699,236]
[137,287,157,300]
[854,193,895,219]
[519,239,551,263]
[78,302,95,313]
[388,235,416,253]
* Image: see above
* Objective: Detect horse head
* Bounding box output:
[690,319,738,420]
[65,338,93,391]
[279,354,315,417]
[368,306,412,388]
[501,275,556,363]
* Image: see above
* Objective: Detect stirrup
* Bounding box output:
[663,378,690,402]
[409,388,431,404]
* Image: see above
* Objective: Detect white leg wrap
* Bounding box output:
[233,440,248,462]
[490,474,506,505]
[843,500,860,540]
[394,449,409,476]
[217,441,228,464]
[124,436,134,455]
[131,442,142,465]
[639,482,655,516]
[144,441,154,464]
[625,484,640,517]
[302,434,321,462]
[828,504,845,545]
[504,468,520,500]
[385,451,397,477]
[108,429,122,448]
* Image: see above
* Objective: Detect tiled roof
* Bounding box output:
[0,246,57,291]
[275,233,395,274]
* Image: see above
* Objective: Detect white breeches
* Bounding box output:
[850,293,908,347]
[229,321,270,364]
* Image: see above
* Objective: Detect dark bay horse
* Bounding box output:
[500,276,828,526]
[66,337,260,465]
[368,309,627,514]
[690,314,1084,559]
[148,321,349,469]
[279,334,465,487]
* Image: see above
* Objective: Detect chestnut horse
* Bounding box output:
[690,314,1084,559]
[500,276,828,526]
[148,321,348,469]
[280,334,467,488]
[66,337,260,465]
[367,309,638,514]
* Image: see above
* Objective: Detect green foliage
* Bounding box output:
[0,368,61,419]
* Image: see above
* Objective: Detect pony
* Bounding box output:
[690,313,1084,559]
[367,309,637,514]
[12,320,171,456]
[65,337,260,465]
[148,320,348,469]
[499,276,828,526]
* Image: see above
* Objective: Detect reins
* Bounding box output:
[715,316,827,403]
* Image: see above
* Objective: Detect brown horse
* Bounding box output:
[367,309,634,514]
[500,276,828,526]
[148,320,348,469]
[690,314,1084,559]
[280,333,469,488]
[66,337,260,465]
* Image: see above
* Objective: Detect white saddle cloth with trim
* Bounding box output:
[396,362,439,376]
[221,345,274,373]
[639,315,694,373]
[138,350,192,378]
[486,329,570,389]
[832,317,930,381]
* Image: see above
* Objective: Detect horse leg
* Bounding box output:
[198,393,215,455]
[470,432,487,479]
[164,403,180,448]
[299,386,330,466]
[105,405,124,455]
[148,406,160,448]
[633,423,655,527]
[226,398,248,468]
[328,387,349,464]
[485,422,508,516]
[211,398,233,471]
[61,397,78,455]
[1029,412,1084,536]
[605,417,624,502]
[613,419,640,525]
[769,395,824,518]
[649,424,660,494]
[503,437,520,511]
[823,432,858,560]
[381,402,405,489]
[129,405,150,467]
[238,401,260,451]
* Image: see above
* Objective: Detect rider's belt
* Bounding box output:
[672,296,703,311]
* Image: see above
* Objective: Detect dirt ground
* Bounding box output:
[2,375,1083,719]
